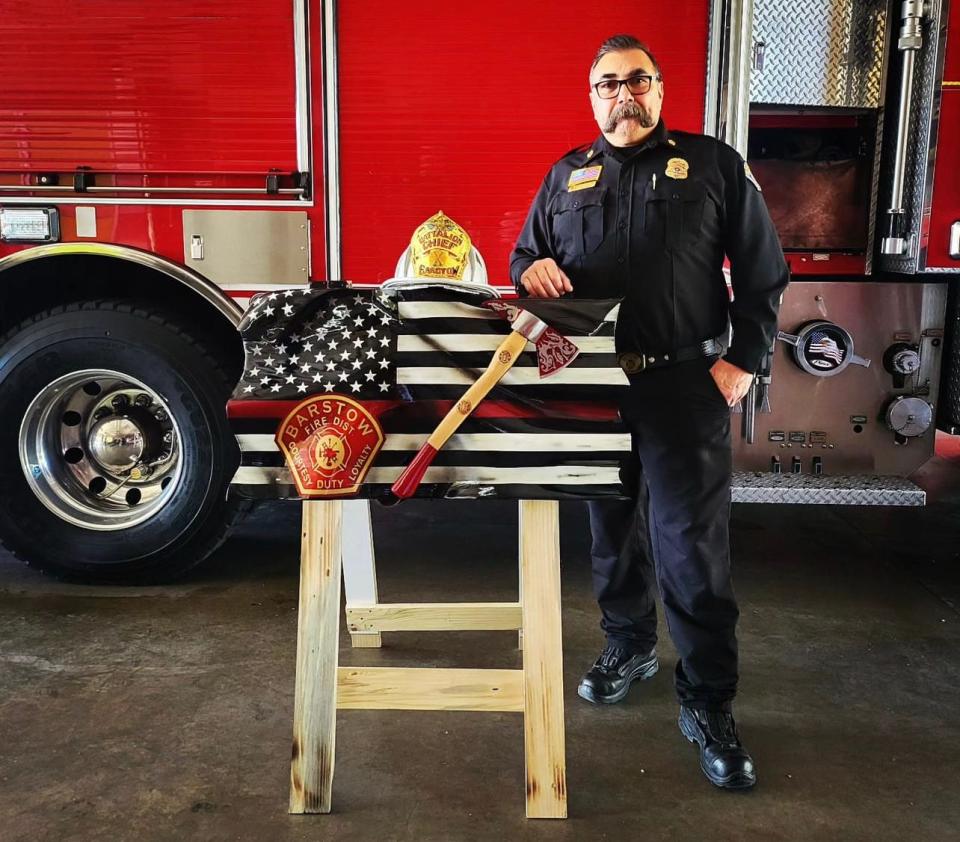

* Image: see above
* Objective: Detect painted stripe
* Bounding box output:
[397,334,615,353]
[236,432,630,452]
[396,366,629,386]
[398,301,620,322]
[232,464,622,486]
[398,302,501,320]
[220,283,304,291]
[227,398,621,421]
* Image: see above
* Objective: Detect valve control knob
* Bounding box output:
[890,348,920,375]
[885,395,933,438]
[884,343,921,376]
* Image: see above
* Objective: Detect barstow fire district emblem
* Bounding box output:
[275,395,384,497]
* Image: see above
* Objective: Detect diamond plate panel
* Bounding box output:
[731,472,925,505]
[750,0,888,107]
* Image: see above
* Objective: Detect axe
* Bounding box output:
[390,304,579,499]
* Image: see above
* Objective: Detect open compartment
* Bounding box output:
[746,112,880,273]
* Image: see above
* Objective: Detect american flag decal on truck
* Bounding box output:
[228,285,632,501]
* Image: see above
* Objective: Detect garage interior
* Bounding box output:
[2,444,959,841]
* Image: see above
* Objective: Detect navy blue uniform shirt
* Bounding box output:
[509,120,789,374]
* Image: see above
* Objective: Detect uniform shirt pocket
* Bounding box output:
[644,181,707,248]
[550,188,607,258]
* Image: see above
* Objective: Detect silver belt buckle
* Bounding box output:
[618,352,646,374]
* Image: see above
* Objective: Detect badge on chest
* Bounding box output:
[567,165,603,192]
[665,158,689,180]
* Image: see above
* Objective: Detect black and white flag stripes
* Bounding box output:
[229,284,633,501]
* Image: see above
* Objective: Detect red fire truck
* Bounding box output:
[1,0,958,581]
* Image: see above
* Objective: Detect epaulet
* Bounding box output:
[556,142,593,164]
[668,129,723,151]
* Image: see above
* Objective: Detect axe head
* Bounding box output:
[484,301,579,378]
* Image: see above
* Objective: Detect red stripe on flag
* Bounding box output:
[227,398,620,421]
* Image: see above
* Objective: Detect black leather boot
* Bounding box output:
[577,644,659,704]
[678,706,757,790]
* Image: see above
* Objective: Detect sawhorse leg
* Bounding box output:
[519,500,567,818]
[289,500,342,814]
[341,500,381,648]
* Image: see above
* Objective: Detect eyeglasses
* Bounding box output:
[591,74,660,99]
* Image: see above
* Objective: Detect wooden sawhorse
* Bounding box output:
[288,499,567,819]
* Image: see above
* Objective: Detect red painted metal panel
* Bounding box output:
[927,90,960,268]
[945,1,960,82]
[0,1,299,175]
[306,0,327,280]
[337,1,711,284]
[928,3,960,269]
[785,253,866,275]
[0,1,325,288]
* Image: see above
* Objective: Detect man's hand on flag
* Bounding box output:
[520,258,573,298]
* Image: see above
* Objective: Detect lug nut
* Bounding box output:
[162,431,173,443]
[154,409,167,422]
[93,407,112,421]
[111,394,129,410]
[134,393,152,408]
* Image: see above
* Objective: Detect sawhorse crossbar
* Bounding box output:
[288,499,567,819]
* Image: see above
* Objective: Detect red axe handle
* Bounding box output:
[391,330,530,499]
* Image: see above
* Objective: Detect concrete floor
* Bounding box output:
[3,468,960,841]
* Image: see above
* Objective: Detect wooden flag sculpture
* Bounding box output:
[228,283,632,501]
[390,303,580,499]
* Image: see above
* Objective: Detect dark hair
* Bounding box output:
[590,34,661,78]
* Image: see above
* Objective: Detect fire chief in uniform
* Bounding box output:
[510,34,788,790]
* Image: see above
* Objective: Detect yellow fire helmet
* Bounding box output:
[393,210,488,284]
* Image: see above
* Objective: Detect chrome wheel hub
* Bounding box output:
[89,416,146,470]
[19,369,184,531]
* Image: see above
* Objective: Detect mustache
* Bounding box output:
[603,101,655,133]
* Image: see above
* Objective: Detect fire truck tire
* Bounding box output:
[0,300,247,583]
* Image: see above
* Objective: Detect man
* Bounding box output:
[510,34,788,790]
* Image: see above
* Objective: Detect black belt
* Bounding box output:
[617,338,723,375]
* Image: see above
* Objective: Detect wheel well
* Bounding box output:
[0,253,244,383]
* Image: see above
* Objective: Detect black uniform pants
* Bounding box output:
[586,356,739,711]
